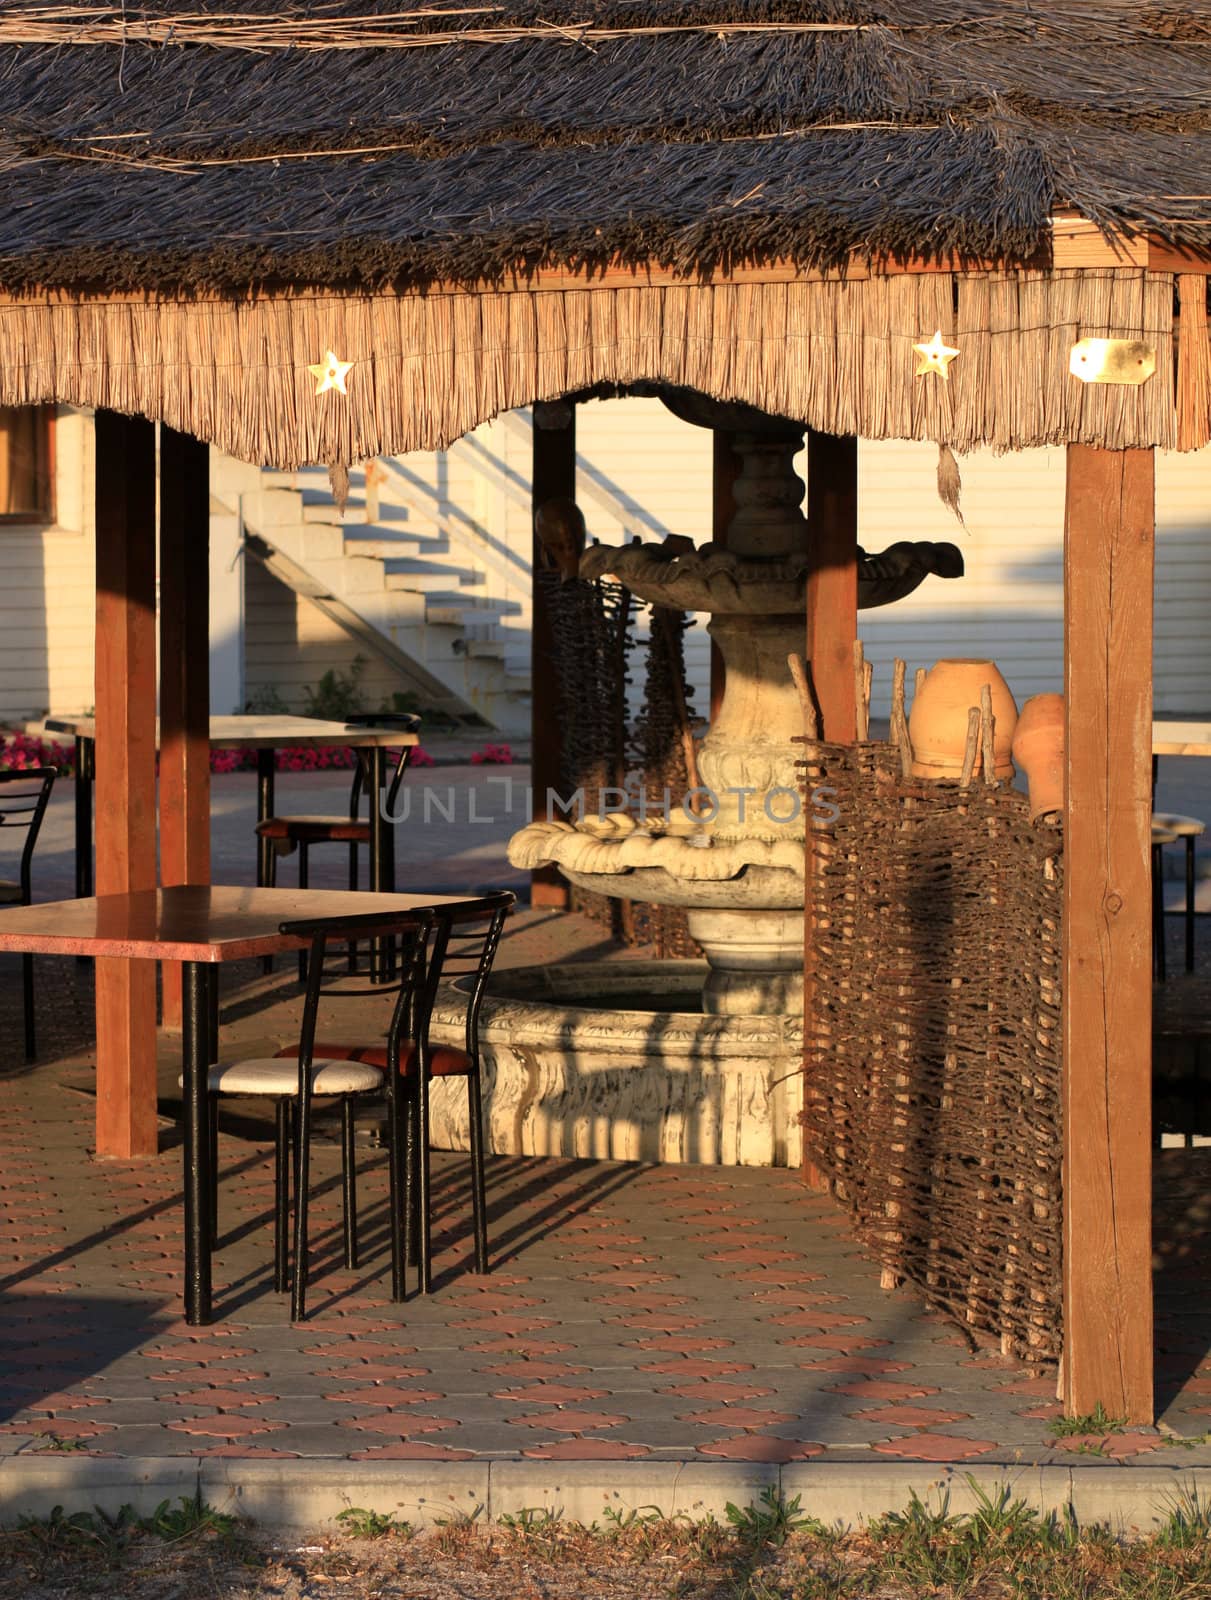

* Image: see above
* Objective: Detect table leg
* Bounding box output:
[256,749,276,888]
[74,736,94,899]
[183,960,213,1325]
[369,748,394,980]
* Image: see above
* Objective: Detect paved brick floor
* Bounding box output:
[0,915,1209,1468]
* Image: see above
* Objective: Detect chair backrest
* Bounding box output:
[278,907,434,1078]
[419,890,515,1061]
[0,767,56,898]
[344,713,422,822]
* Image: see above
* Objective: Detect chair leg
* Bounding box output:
[291,1086,313,1323]
[297,844,310,985]
[274,1098,291,1293]
[386,1077,406,1301]
[21,953,35,1062]
[341,1096,359,1270]
[417,1074,433,1294]
[404,1085,419,1273]
[1153,843,1167,982]
[346,844,362,972]
[467,1071,490,1275]
[208,1093,219,1248]
[261,840,277,974]
[1186,835,1197,975]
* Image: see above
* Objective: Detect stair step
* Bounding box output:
[344,532,452,560]
[385,559,486,594]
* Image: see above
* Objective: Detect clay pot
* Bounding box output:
[908,659,1018,780]
[1012,694,1064,820]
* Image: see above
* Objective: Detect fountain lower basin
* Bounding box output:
[425,960,804,1167]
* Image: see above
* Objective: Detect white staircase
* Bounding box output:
[234,448,534,733]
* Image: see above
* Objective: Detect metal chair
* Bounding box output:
[194,907,433,1321]
[0,766,56,1061]
[255,713,419,892]
[1152,811,1205,975]
[274,890,514,1294]
[254,712,419,977]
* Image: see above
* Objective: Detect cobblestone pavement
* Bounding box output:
[0,914,1208,1468]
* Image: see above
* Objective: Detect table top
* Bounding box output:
[1152,720,1211,756]
[43,715,418,751]
[0,886,479,963]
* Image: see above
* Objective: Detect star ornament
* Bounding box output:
[308,350,354,396]
[912,330,961,381]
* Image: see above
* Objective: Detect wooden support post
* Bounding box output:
[805,430,859,742]
[802,431,859,1189]
[94,411,158,1159]
[530,404,576,910]
[159,428,211,1030]
[1062,444,1154,1424]
[710,432,740,722]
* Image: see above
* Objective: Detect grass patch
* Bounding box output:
[1049,1402,1129,1437]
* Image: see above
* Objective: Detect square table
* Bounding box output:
[43,715,419,900]
[0,885,483,1324]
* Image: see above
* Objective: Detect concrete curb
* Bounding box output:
[1,1456,1209,1535]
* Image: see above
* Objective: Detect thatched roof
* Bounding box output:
[0,2,1205,462]
[0,0,1206,295]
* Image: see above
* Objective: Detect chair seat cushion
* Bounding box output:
[274,1039,473,1078]
[256,815,370,844]
[187,1057,385,1096]
[0,880,22,904]
[1152,812,1206,838]
[1153,826,1179,845]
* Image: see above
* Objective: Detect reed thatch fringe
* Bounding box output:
[0,269,1178,466]
[1177,275,1211,453]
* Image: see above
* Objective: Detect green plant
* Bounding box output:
[140,1491,237,1543]
[11,1503,139,1570]
[303,656,367,720]
[499,1505,562,1535]
[336,1505,412,1539]
[36,1433,90,1452]
[725,1486,824,1548]
[244,681,290,715]
[1049,1402,1128,1437]
[1155,1487,1211,1549]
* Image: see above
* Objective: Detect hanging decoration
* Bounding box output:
[308,350,353,395]
[912,329,961,381]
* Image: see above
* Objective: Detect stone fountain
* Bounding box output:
[428,396,962,1166]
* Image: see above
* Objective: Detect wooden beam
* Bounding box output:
[805,430,859,743]
[159,427,211,1030]
[94,410,158,1159]
[802,430,859,1191]
[530,405,576,910]
[1062,443,1154,1424]
[710,432,741,722]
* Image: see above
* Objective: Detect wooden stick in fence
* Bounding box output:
[891,657,913,777]
[959,707,981,788]
[915,665,926,702]
[980,683,996,785]
[787,652,819,740]
[853,640,867,741]
[863,660,873,741]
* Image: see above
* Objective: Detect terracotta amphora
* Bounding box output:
[1011,693,1064,820]
[908,659,1018,780]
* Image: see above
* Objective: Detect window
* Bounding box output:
[0,406,54,523]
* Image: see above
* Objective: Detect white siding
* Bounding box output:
[859,440,1211,719]
[243,558,412,714]
[0,407,94,721]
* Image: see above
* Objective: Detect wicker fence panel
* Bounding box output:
[801,739,1063,1362]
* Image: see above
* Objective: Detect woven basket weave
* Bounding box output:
[800,738,1063,1363]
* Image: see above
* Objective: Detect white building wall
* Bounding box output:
[0,406,94,722]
